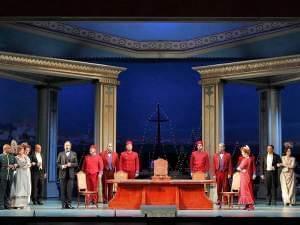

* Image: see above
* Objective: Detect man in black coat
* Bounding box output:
[57,141,78,209]
[0,144,17,209]
[260,144,282,205]
[30,144,46,205]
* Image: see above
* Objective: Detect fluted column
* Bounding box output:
[258,87,283,156]
[36,85,59,198]
[201,78,224,203]
[94,79,119,202]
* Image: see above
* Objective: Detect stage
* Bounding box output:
[1,199,300,224]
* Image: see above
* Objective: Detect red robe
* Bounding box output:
[101,151,119,203]
[238,157,255,205]
[213,152,233,202]
[190,150,210,173]
[119,150,139,179]
[82,154,103,203]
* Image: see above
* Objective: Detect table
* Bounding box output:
[107,179,215,210]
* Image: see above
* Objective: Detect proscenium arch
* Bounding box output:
[0,51,126,198]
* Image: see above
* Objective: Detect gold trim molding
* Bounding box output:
[193,54,300,80]
[0,51,126,83]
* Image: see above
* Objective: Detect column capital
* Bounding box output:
[199,78,222,86]
[93,78,120,86]
[256,85,284,92]
[35,84,61,91]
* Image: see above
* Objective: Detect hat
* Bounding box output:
[195,140,203,145]
[90,145,96,149]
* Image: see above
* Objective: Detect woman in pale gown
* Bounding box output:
[24,144,32,204]
[279,144,296,206]
[237,145,255,210]
[10,144,32,209]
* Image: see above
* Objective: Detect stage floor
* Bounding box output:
[0,199,300,218]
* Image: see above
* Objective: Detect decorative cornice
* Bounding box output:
[193,54,300,80]
[13,21,300,54]
[0,51,126,82]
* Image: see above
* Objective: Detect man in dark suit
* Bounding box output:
[260,144,282,205]
[30,144,46,205]
[0,144,17,209]
[57,141,78,209]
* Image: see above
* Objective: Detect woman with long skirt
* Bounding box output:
[237,145,255,210]
[10,144,32,209]
[279,143,296,206]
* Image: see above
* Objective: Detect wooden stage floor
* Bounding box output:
[1,199,300,224]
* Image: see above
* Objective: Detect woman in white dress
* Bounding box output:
[10,144,32,209]
[24,144,32,204]
[279,143,296,206]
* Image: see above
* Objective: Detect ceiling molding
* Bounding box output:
[4,21,300,58]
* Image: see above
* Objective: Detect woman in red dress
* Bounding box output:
[237,145,255,210]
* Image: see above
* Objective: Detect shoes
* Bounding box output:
[66,204,74,209]
[33,201,37,205]
[37,201,44,205]
[247,205,255,211]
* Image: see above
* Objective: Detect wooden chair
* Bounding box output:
[220,172,240,209]
[76,171,98,208]
[112,171,128,195]
[192,171,208,193]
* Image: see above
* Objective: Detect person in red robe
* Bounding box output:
[213,143,233,205]
[190,140,210,178]
[237,145,255,210]
[119,140,139,179]
[101,143,119,203]
[82,145,103,205]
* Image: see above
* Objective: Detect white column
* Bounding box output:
[201,79,224,203]
[94,81,118,202]
[258,87,282,156]
[36,86,59,198]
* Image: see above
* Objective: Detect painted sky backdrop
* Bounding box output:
[1,21,300,145]
[1,59,300,144]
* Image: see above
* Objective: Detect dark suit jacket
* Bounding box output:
[0,153,16,180]
[57,151,78,179]
[260,153,282,176]
[30,152,45,175]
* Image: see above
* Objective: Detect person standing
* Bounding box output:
[279,143,296,206]
[24,143,32,204]
[237,145,255,210]
[213,143,232,205]
[190,140,210,178]
[119,140,139,179]
[57,141,78,209]
[82,145,103,205]
[0,144,17,210]
[10,144,32,209]
[30,144,46,205]
[101,143,119,203]
[260,145,282,205]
